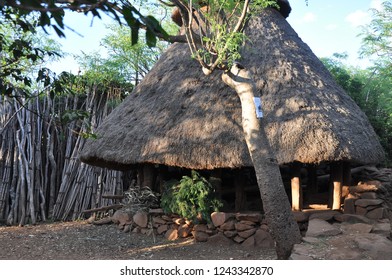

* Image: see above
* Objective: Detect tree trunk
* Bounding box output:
[222,64,301,259]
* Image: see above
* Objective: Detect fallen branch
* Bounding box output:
[101,194,125,200]
[82,204,123,214]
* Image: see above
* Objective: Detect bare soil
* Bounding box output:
[1,220,391,260]
[0,221,276,260]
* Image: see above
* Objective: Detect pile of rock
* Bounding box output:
[97,209,275,248]
[343,180,388,220]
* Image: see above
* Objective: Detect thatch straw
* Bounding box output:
[80,8,385,170]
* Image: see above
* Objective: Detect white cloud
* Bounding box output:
[325,24,338,31]
[303,12,316,23]
[371,0,384,10]
[345,10,371,27]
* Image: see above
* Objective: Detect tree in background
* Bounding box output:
[321,1,392,165]
[0,7,62,96]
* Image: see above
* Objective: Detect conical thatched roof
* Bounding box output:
[80,8,385,170]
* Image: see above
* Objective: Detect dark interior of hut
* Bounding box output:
[131,162,360,214]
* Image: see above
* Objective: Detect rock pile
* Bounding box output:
[343,180,389,220]
[98,209,275,248]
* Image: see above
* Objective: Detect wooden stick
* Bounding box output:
[82,204,123,214]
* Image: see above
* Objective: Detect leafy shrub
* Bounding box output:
[160,171,223,223]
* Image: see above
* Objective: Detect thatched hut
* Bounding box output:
[80,5,385,211]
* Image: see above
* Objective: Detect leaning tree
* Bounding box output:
[1,0,301,259]
[161,0,301,259]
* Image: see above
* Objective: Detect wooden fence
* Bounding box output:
[0,87,130,226]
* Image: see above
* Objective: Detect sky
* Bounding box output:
[47,0,386,74]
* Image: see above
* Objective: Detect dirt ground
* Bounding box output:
[1,220,391,260]
[0,221,276,260]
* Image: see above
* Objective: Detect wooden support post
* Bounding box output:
[291,162,302,211]
[328,161,343,210]
[234,170,246,212]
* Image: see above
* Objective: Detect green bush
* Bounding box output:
[160,171,223,223]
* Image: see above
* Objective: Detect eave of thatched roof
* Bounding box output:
[80,8,385,170]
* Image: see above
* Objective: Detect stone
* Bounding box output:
[211,212,235,227]
[165,229,178,241]
[235,213,263,223]
[355,206,368,216]
[140,228,150,235]
[355,234,392,259]
[242,236,255,248]
[259,224,269,231]
[173,218,185,225]
[359,192,378,199]
[123,225,131,233]
[233,236,245,243]
[290,243,314,260]
[355,199,384,207]
[223,230,237,238]
[237,228,257,239]
[157,224,169,235]
[340,223,374,234]
[254,229,275,248]
[366,208,385,220]
[302,237,320,244]
[306,219,342,237]
[178,224,192,238]
[152,216,166,225]
[133,211,148,228]
[132,227,141,233]
[193,224,208,232]
[343,198,357,214]
[207,232,233,246]
[334,214,373,224]
[309,210,340,221]
[118,224,125,230]
[290,254,314,260]
[192,230,209,242]
[219,220,236,231]
[372,221,391,235]
[112,210,132,226]
[235,222,254,232]
[161,215,173,222]
[240,220,257,226]
[292,211,309,223]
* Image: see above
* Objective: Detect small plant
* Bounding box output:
[160,171,223,223]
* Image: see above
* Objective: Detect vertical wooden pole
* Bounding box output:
[329,161,343,210]
[291,162,302,211]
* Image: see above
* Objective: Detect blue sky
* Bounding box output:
[47,0,385,74]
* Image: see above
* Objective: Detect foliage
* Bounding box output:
[321,53,392,165]
[1,0,169,44]
[359,1,392,72]
[160,171,223,223]
[172,0,279,73]
[76,22,171,88]
[0,7,61,96]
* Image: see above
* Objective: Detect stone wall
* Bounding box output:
[102,209,275,249]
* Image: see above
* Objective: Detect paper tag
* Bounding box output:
[253,97,263,119]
